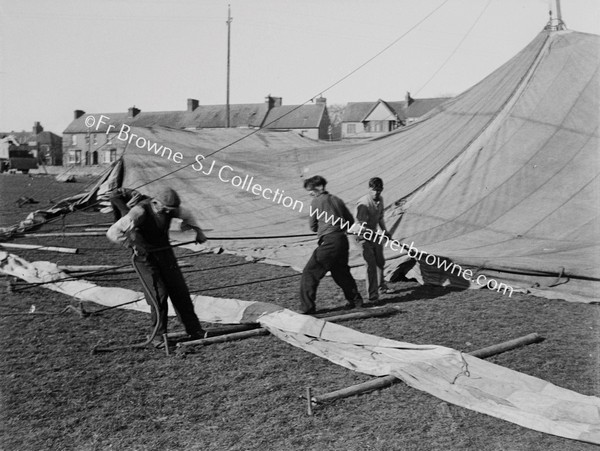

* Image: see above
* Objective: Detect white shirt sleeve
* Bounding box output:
[106,215,136,245]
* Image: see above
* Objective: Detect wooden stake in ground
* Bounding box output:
[23,232,107,237]
[310,333,544,406]
[0,242,78,254]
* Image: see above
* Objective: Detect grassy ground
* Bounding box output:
[1,173,599,451]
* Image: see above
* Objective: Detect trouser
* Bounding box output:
[359,239,387,299]
[299,233,360,312]
[132,249,203,336]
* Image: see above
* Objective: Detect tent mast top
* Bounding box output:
[545,0,567,31]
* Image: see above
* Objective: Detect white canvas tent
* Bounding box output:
[105,28,599,303]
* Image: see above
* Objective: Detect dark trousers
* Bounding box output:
[299,233,360,312]
[132,249,203,336]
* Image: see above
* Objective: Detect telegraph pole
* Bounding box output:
[226,4,233,128]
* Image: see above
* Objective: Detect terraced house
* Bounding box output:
[62,96,331,167]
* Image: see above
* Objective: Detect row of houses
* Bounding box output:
[0,122,63,166]
[3,93,449,168]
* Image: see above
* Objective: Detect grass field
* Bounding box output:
[1,173,598,451]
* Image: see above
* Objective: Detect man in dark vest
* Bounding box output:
[107,186,206,347]
[109,187,148,222]
[299,175,363,314]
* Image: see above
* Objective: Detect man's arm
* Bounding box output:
[177,207,208,243]
[106,206,149,253]
[106,215,136,245]
[331,195,354,229]
[308,198,319,232]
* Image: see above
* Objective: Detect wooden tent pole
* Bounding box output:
[311,333,544,405]
[177,306,400,349]
[0,242,78,254]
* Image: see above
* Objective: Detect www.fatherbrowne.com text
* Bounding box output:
[88,114,513,296]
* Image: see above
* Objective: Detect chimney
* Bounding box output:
[315,96,327,105]
[405,91,414,106]
[265,95,282,109]
[128,106,141,118]
[32,121,43,134]
[74,110,85,119]
[187,98,199,112]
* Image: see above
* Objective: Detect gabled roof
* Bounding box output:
[343,100,409,122]
[405,97,451,119]
[362,99,407,122]
[262,104,326,129]
[342,102,377,122]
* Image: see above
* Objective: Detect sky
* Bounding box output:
[1,0,599,135]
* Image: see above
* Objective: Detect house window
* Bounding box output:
[93,134,98,145]
[347,124,356,134]
[68,150,81,164]
[366,121,384,132]
[104,148,117,163]
[71,135,77,145]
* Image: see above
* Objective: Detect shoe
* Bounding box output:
[346,294,363,309]
[188,329,207,340]
[149,336,166,349]
[369,296,379,302]
[354,294,364,308]
[299,307,316,315]
[379,287,393,295]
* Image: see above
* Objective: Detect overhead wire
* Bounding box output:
[414,0,494,96]
[2,0,452,240]
[4,0,464,295]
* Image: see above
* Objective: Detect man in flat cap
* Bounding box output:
[107,186,206,347]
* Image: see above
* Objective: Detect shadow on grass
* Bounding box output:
[369,284,466,308]
[315,284,466,315]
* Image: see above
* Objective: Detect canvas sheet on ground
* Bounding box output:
[106,29,600,302]
[2,252,599,445]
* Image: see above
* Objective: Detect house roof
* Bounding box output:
[405,97,451,119]
[0,131,36,144]
[343,98,450,123]
[262,104,326,129]
[189,104,269,128]
[342,102,378,122]
[63,104,273,134]
[38,132,62,144]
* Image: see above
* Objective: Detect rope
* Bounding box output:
[191,273,301,293]
[2,0,452,234]
[414,0,493,96]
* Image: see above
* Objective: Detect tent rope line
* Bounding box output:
[0,0,457,239]
[415,0,493,96]
[4,0,453,232]
[6,254,259,292]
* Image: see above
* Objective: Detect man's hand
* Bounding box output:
[131,245,147,257]
[195,229,207,244]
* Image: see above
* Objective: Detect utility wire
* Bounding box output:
[414,0,493,96]
[2,0,451,235]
